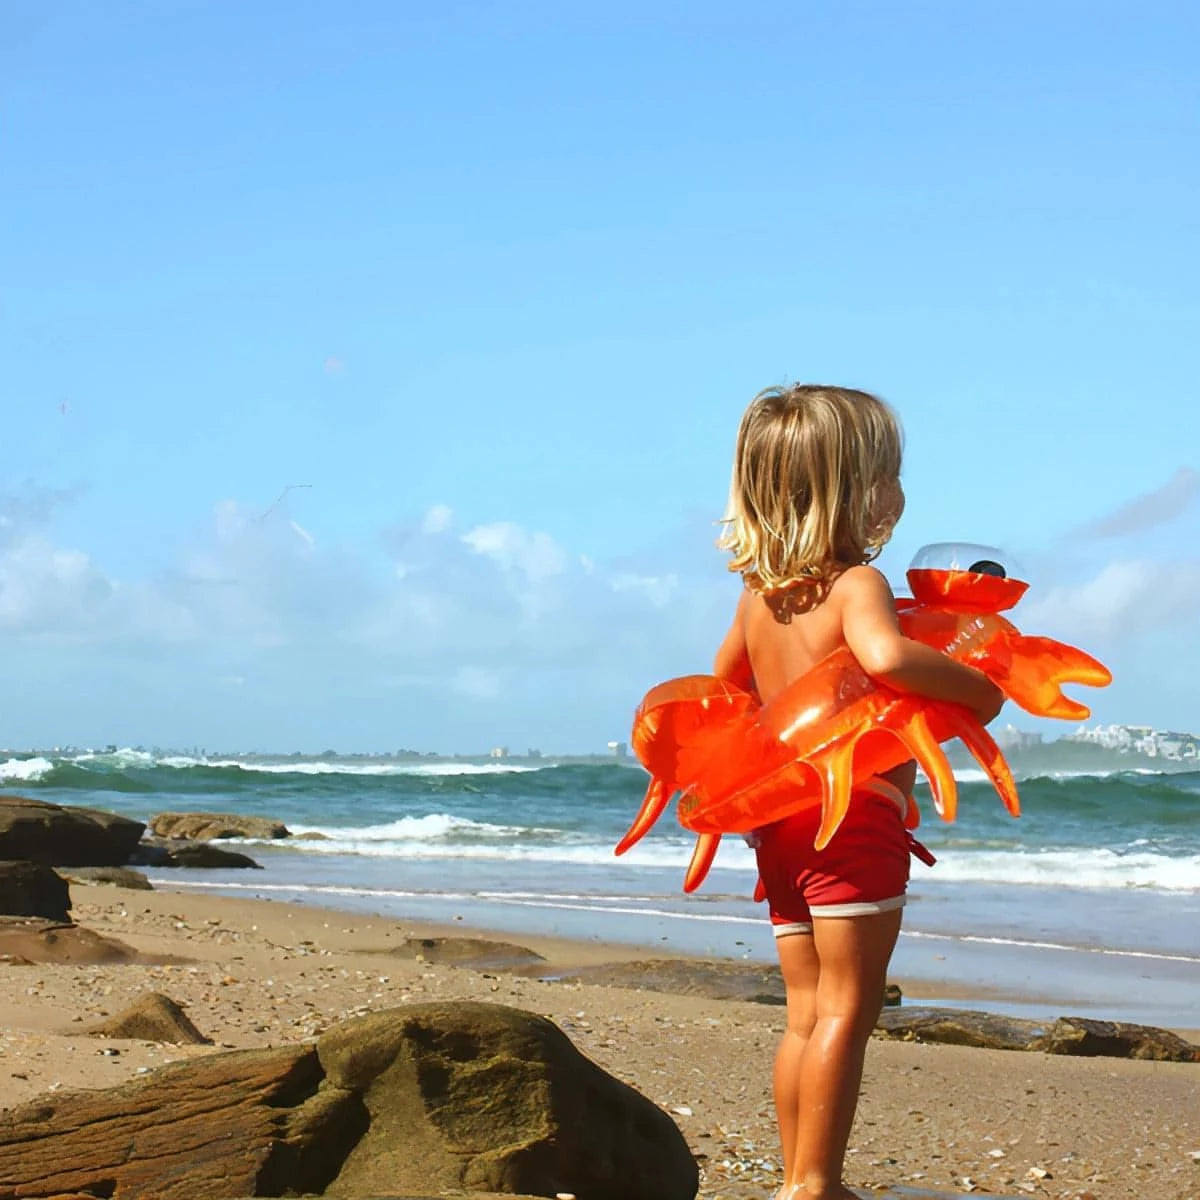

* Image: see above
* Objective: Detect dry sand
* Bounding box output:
[1,882,1197,1200]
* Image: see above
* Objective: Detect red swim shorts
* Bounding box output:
[752,779,912,936]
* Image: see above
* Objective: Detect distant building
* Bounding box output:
[1068,723,1197,759]
[489,746,509,759]
[607,740,629,758]
[993,724,1044,752]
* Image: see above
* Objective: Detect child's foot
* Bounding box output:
[774,1186,859,1200]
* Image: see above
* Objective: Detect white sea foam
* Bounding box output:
[143,878,768,927]
[72,747,157,767]
[195,758,543,777]
[288,813,542,841]
[246,825,762,871]
[0,756,55,782]
[56,749,550,777]
[901,928,1200,964]
[929,847,1200,892]
[942,766,1131,786]
[249,823,1194,891]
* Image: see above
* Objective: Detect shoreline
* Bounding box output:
[2,883,1198,1199]
[145,868,1200,1036]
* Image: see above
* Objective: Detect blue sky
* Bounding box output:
[3,1,1197,753]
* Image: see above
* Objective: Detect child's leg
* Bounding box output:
[789,909,903,1199]
[773,930,819,1187]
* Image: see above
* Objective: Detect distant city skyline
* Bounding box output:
[4,720,1193,766]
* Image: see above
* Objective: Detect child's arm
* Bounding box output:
[837,566,1004,723]
[713,590,756,693]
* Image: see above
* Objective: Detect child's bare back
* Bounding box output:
[740,567,882,703]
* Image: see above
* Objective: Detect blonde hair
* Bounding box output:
[718,384,903,592]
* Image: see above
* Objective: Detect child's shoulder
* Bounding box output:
[829,564,895,604]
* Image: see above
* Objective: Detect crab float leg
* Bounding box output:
[615,776,673,856]
[814,740,858,852]
[947,711,1020,817]
[888,708,960,824]
[682,832,722,893]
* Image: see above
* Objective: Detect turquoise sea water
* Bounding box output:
[4,748,1198,1029]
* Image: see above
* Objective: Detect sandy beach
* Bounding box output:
[1,882,1196,1200]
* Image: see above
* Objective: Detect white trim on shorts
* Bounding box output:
[772,892,907,937]
[773,921,813,938]
[812,893,907,919]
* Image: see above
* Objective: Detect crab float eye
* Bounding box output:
[967,559,1006,578]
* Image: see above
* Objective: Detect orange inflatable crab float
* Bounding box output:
[615,544,1112,892]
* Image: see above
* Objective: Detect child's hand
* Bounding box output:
[971,674,1006,725]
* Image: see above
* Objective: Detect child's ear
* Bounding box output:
[867,478,904,540]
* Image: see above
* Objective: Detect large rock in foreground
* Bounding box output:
[0,796,145,867]
[0,1001,699,1200]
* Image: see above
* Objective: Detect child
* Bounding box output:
[711,384,1003,1200]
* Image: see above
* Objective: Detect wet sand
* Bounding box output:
[1,883,1197,1200]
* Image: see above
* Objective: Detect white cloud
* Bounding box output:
[1073,467,1199,540]
[609,571,679,608]
[0,486,732,747]
[462,521,566,583]
[1021,558,1200,642]
[0,535,113,637]
[421,504,453,534]
[0,484,84,543]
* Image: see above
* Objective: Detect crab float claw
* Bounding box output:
[615,543,1112,893]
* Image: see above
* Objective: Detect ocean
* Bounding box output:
[4,747,1198,1031]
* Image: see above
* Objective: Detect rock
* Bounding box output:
[874,1007,1045,1051]
[552,957,787,1005]
[129,837,262,869]
[547,958,902,1011]
[0,918,145,966]
[0,795,145,866]
[1038,1016,1200,1062]
[125,840,174,867]
[0,1042,322,1198]
[149,811,291,841]
[319,1002,697,1199]
[874,1006,1200,1062]
[385,935,547,971]
[158,842,262,869]
[58,865,153,890]
[0,860,71,920]
[0,1002,699,1200]
[81,992,212,1045]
